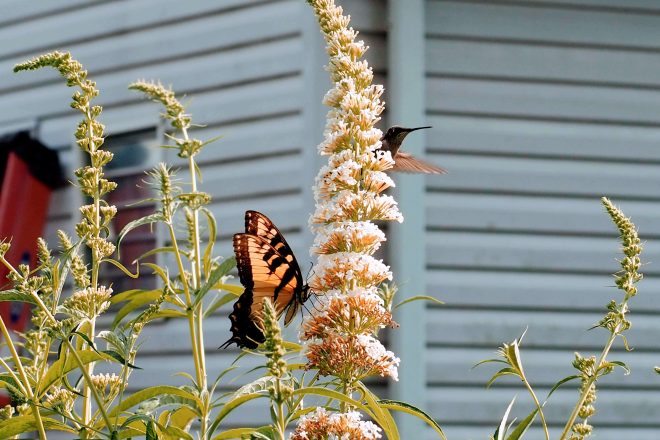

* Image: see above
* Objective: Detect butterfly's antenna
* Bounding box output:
[305,261,315,282]
[308,295,324,314]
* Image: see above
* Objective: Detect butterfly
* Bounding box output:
[221,210,311,349]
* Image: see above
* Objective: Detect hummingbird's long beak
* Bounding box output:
[405,126,432,133]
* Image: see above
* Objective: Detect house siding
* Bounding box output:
[1,0,660,438]
[424,0,660,438]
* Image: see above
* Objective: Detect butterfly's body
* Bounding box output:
[221,211,310,349]
[379,125,446,174]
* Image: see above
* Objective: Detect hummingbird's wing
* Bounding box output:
[392,152,447,174]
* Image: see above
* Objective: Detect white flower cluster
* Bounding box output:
[290,407,382,440]
[356,334,400,381]
[305,0,400,385]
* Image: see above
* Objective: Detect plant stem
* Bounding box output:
[522,379,549,440]
[167,224,203,385]
[65,338,114,431]
[274,382,287,440]
[0,316,47,440]
[181,125,209,438]
[81,318,96,433]
[558,329,618,440]
[82,109,100,437]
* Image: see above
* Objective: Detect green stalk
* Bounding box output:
[273,380,286,440]
[181,125,209,437]
[0,316,47,440]
[558,330,618,440]
[167,224,203,387]
[522,379,549,440]
[82,110,99,436]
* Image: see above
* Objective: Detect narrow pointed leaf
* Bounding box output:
[208,392,266,435]
[0,416,76,436]
[38,349,107,396]
[193,256,236,306]
[378,399,446,440]
[116,213,165,255]
[505,408,538,440]
[205,292,241,318]
[358,384,398,440]
[547,375,580,400]
[395,295,444,309]
[496,397,516,440]
[107,385,201,418]
[102,350,141,369]
[102,257,139,278]
[0,290,37,304]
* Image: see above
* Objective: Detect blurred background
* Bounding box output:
[0,0,659,438]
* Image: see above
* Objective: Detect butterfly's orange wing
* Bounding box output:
[221,212,305,349]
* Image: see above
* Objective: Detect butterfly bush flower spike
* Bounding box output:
[304,0,400,416]
[290,407,382,440]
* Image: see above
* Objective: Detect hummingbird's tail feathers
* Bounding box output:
[391,152,447,174]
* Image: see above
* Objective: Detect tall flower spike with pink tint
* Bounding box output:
[304,0,400,399]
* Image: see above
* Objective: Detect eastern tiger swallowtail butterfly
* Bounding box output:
[221,210,310,349]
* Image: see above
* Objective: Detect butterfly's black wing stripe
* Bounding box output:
[219,287,264,349]
[223,231,304,349]
[245,210,296,264]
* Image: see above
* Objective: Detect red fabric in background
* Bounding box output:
[0,153,52,406]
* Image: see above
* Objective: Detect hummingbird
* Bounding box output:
[379,125,446,174]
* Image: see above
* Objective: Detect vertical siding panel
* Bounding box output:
[425,0,660,438]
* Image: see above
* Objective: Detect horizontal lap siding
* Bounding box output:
[426,0,660,438]
[0,0,308,431]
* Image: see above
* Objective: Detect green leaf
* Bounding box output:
[162,406,197,436]
[102,257,139,278]
[208,392,266,436]
[506,408,538,440]
[143,262,171,285]
[107,386,202,418]
[193,256,236,306]
[146,420,158,440]
[486,367,519,388]
[116,212,165,256]
[200,207,217,276]
[158,424,194,440]
[0,373,26,400]
[38,349,107,396]
[71,330,97,352]
[111,289,163,328]
[213,283,243,295]
[378,399,447,440]
[292,387,374,416]
[495,397,516,440]
[205,292,240,318]
[150,309,187,320]
[110,289,159,305]
[394,295,444,309]
[133,246,176,263]
[357,383,398,440]
[212,427,271,440]
[102,350,141,369]
[603,360,630,375]
[0,416,76,437]
[546,375,580,400]
[0,289,36,304]
[201,133,225,147]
